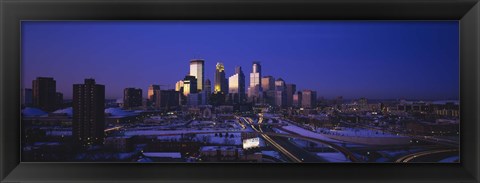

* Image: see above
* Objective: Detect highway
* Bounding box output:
[275,124,360,162]
[334,119,459,148]
[395,149,458,162]
[240,117,303,162]
[257,120,324,162]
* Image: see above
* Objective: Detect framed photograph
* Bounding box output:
[1,0,479,182]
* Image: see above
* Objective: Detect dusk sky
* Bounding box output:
[22,21,459,100]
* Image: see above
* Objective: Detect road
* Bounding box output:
[258,123,324,162]
[395,149,458,162]
[242,116,361,162]
[333,119,459,148]
[275,124,360,162]
[240,117,303,162]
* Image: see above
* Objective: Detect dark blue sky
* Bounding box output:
[22,21,459,100]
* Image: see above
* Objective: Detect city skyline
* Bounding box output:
[21,21,461,163]
[22,21,459,100]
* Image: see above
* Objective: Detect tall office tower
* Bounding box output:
[32,77,57,112]
[214,62,228,94]
[261,76,275,91]
[155,89,180,110]
[204,79,212,103]
[72,79,105,146]
[186,92,207,106]
[55,92,64,109]
[301,90,317,109]
[264,90,276,106]
[275,78,286,91]
[248,61,262,102]
[190,59,205,92]
[148,85,160,102]
[274,78,286,107]
[293,91,302,107]
[23,88,33,107]
[228,66,246,104]
[285,84,296,107]
[123,88,143,109]
[183,75,198,96]
[175,80,184,92]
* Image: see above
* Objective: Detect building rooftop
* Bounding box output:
[200,146,238,151]
[22,107,48,117]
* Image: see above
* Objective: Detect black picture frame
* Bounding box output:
[1,0,479,182]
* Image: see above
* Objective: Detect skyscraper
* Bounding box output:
[274,78,286,108]
[123,88,143,109]
[175,80,184,93]
[264,90,276,106]
[301,90,317,109]
[189,59,205,92]
[183,75,198,96]
[248,61,262,102]
[32,77,57,112]
[23,88,33,107]
[261,76,275,92]
[155,89,180,110]
[214,62,228,94]
[72,79,105,146]
[286,84,296,107]
[148,85,161,102]
[204,79,212,103]
[55,92,63,109]
[275,78,286,91]
[228,66,246,104]
[293,91,302,107]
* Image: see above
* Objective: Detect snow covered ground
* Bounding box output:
[280,124,340,143]
[143,152,182,158]
[22,107,48,117]
[195,133,242,145]
[124,128,245,137]
[105,108,138,117]
[156,135,182,141]
[292,139,309,148]
[261,150,282,159]
[317,127,400,138]
[272,127,289,134]
[290,139,328,149]
[316,152,351,162]
[46,130,72,136]
[53,107,73,116]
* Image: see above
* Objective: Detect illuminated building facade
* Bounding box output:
[261,76,275,92]
[301,90,317,109]
[214,62,228,94]
[147,85,160,107]
[189,59,205,92]
[274,78,286,108]
[248,61,262,102]
[183,75,198,96]
[228,66,246,104]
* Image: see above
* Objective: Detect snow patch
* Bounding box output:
[316,152,351,162]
